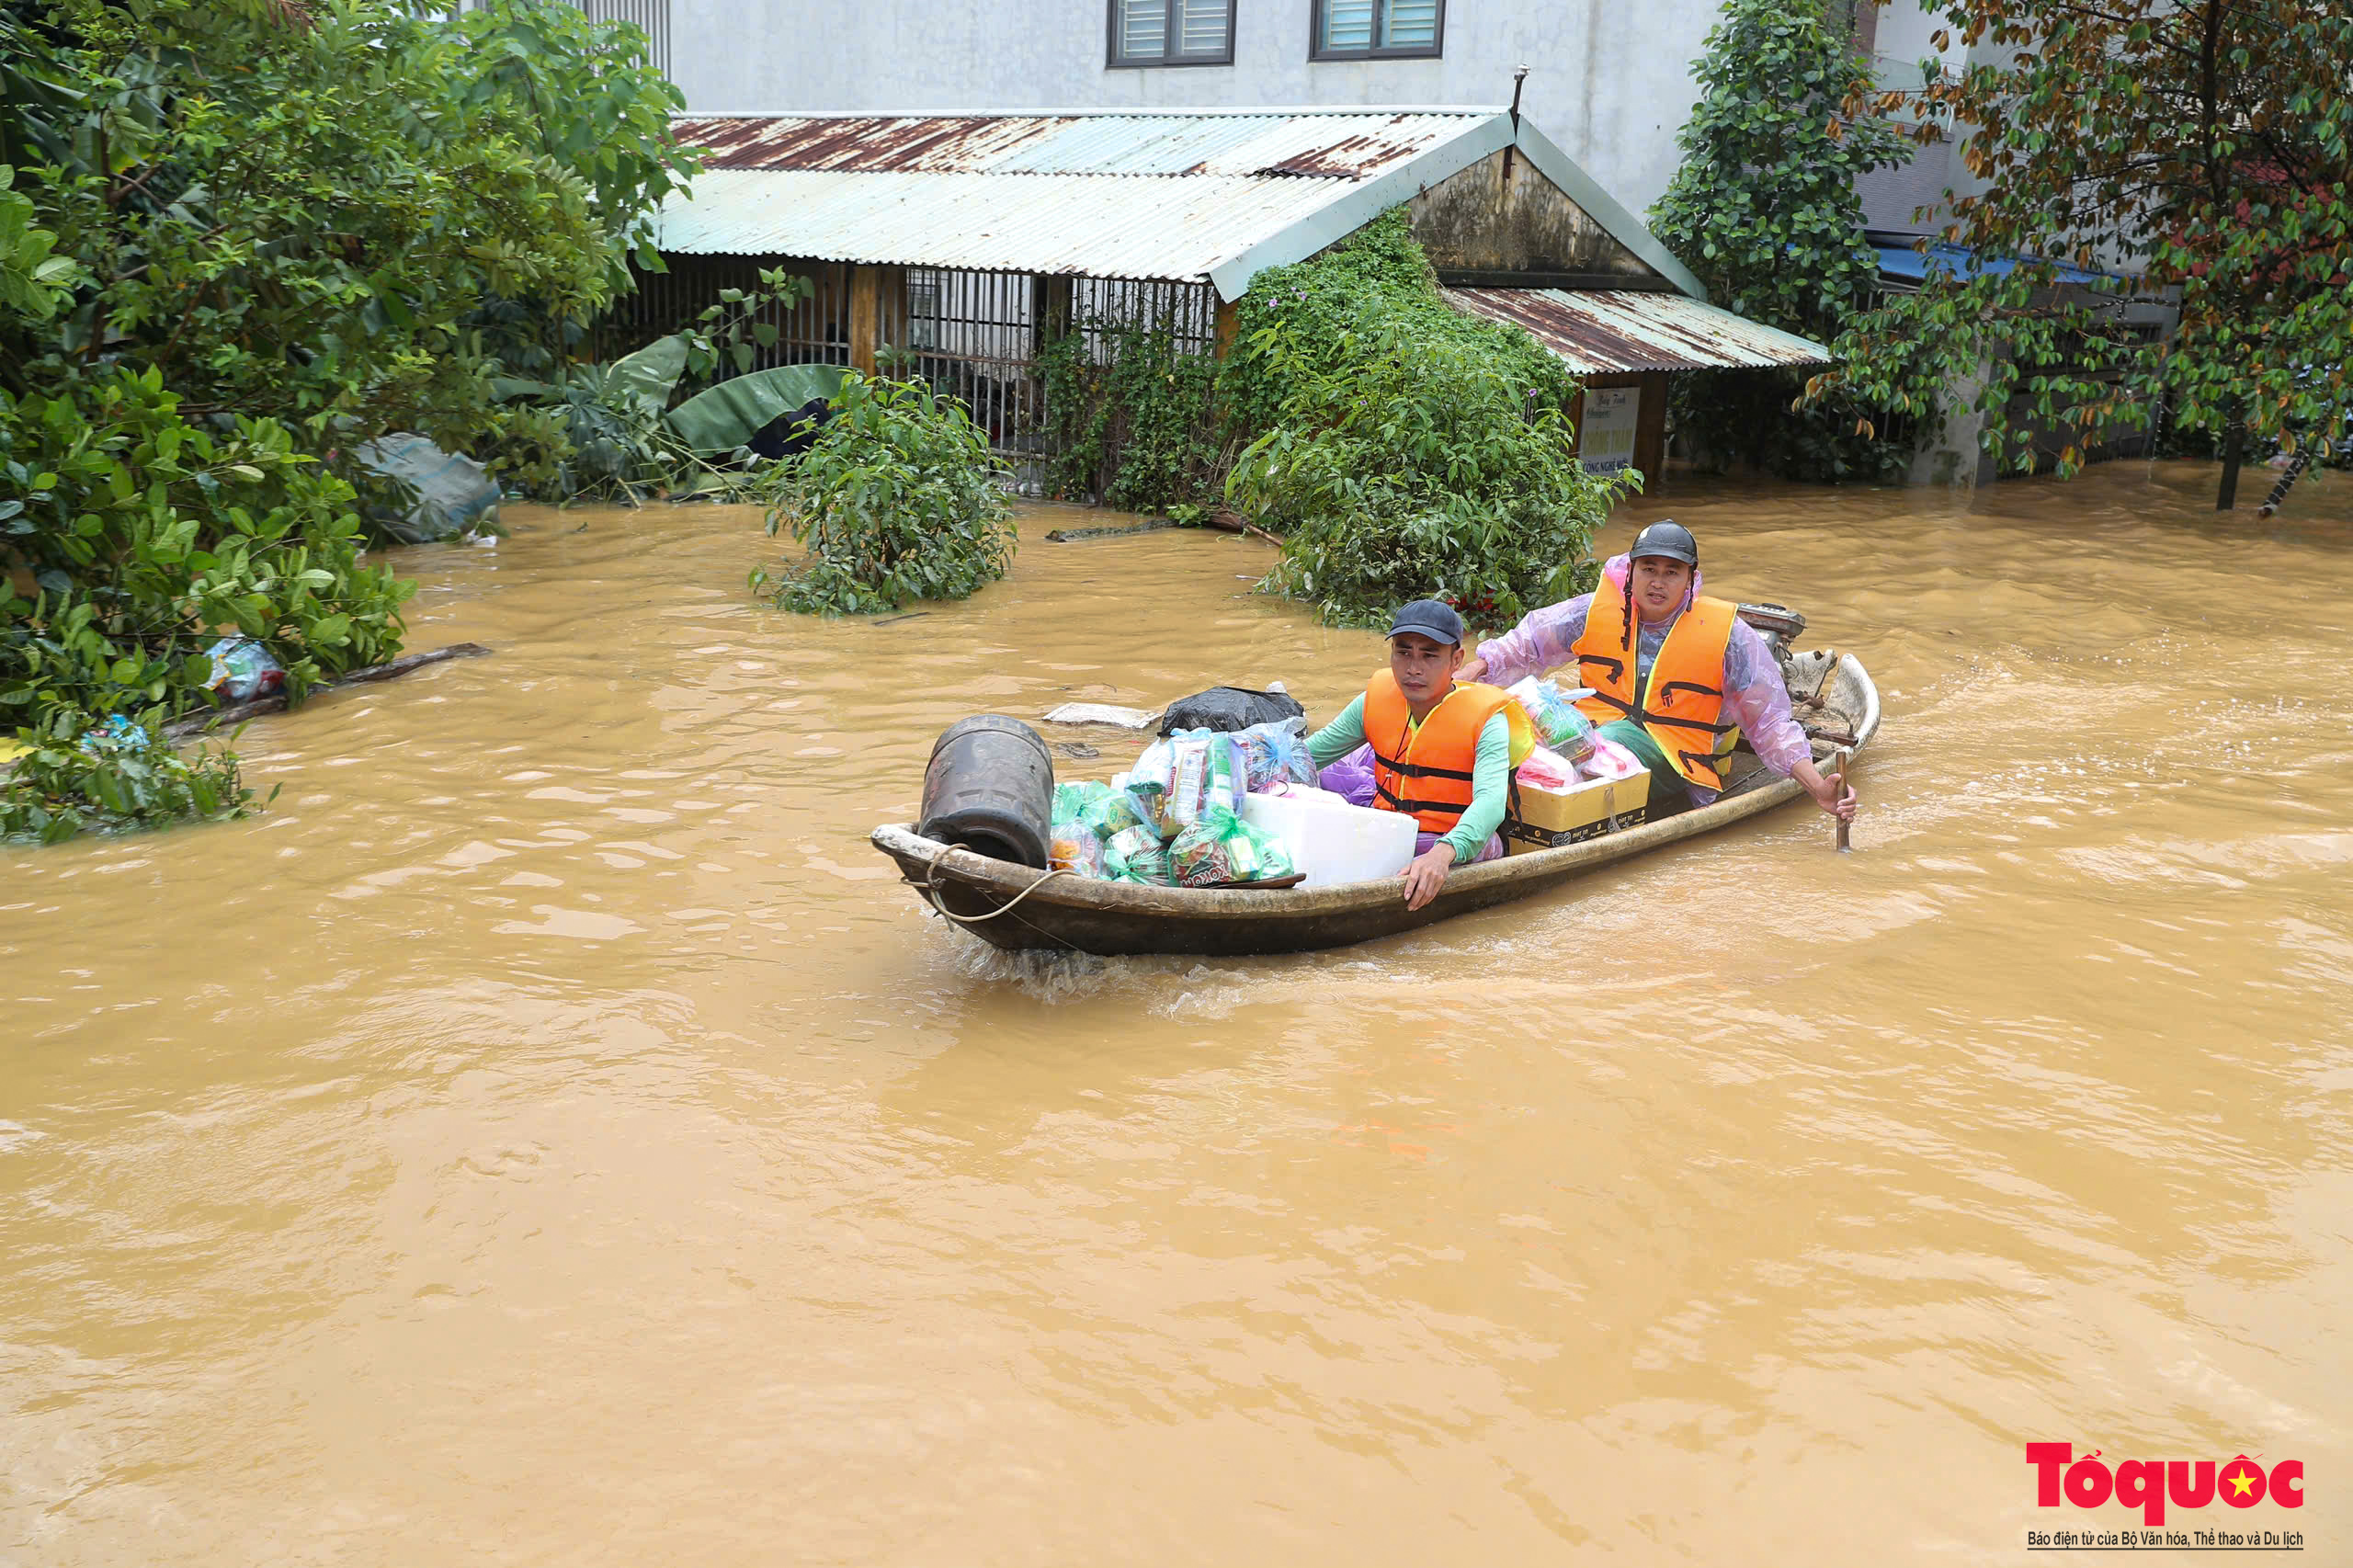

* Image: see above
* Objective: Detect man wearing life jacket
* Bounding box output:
[1459,521,1857,822]
[1303,599,1533,911]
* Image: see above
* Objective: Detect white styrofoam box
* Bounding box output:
[1240,790,1417,888]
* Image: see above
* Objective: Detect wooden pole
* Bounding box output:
[1829,745,1853,852]
[1211,295,1240,360]
[1635,369,1669,488]
[847,264,879,377]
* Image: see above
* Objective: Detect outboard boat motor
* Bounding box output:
[1736,602,1808,679]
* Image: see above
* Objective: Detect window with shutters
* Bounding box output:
[1107,0,1236,67]
[1310,0,1442,60]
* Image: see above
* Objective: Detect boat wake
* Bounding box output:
[942,935,1120,1001]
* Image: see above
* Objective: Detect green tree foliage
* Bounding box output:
[1219,211,1628,629]
[2,0,685,439]
[1813,0,2353,494]
[1,0,694,841]
[1648,0,1917,482]
[754,374,1017,617]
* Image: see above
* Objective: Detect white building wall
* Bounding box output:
[1853,0,1983,236]
[668,0,1731,217]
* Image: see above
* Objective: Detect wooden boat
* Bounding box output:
[872,649,1879,957]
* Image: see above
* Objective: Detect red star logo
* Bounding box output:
[2222,1461,2261,1500]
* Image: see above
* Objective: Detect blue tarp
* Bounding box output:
[1873,242,2117,286]
[354,433,502,545]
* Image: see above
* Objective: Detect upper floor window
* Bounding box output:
[1312,0,1442,60]
[1108,0,1236,67]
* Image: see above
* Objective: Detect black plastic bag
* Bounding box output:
[1157,686,1306,736]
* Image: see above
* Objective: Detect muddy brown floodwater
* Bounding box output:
[3,462,2349,1565]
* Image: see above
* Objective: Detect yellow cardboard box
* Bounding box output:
[1502,769,1651,853]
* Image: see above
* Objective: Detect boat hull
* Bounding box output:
[875,652,1878,957]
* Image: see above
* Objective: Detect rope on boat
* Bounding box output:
[921,860,1074,924]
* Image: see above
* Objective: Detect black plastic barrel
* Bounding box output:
[918,715,1054,869]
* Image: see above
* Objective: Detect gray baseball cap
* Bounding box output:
[1385,598,1465,645]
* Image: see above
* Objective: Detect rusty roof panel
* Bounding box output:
[672,114,1077,173]
[1202,112,1454,176]
[654,111,1503,288]
[669,110,1482,178]
[1441,287,1833,372]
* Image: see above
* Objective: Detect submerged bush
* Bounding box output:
[0,715,255,845]
[1,369,409,839]
[1221,211,1629,629]
[754,373,1016,617]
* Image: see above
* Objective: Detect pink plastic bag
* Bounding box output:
[1515,745,1577,790]
[1577,736,1645,782]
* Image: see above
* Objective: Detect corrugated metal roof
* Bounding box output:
[1441,288,1834,373]
[662,167,1370,281]
[670,110,1481,178]
[654,110,1498,288]
[676,114,1076,173]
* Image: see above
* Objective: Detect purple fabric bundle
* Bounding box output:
[1317,744,1377,808]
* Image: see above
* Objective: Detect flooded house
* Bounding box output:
[576,0,2179,489]
[613,107,1833,491]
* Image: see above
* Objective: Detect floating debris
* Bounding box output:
[1044,519,1178,542]
[1042,702,1161,730]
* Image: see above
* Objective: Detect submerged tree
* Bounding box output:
[1648,0,1915,483]
[1813,0,2353,506]
[753,373,1017,618]
[1222,212,1630,629]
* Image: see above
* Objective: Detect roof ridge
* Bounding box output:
[670,107,1507,120]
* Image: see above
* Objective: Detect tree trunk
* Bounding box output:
[2217,403,2244,510]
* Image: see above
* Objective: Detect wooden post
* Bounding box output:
[1212,295,1240,359]
[1635,369,1670,488]
[1830,746,1854,853]
[848,264,879,376]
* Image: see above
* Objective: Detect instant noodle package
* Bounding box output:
[1050,725,1307,888]
[1168,806,1297,889]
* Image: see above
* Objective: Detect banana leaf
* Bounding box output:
[665,363,849,454]
[605,333,689,420]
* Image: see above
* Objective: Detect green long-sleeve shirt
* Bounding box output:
[1306,692,1511,864]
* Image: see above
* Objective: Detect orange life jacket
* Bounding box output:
[1569,589,1741,790]
[1362,672,1529,835]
